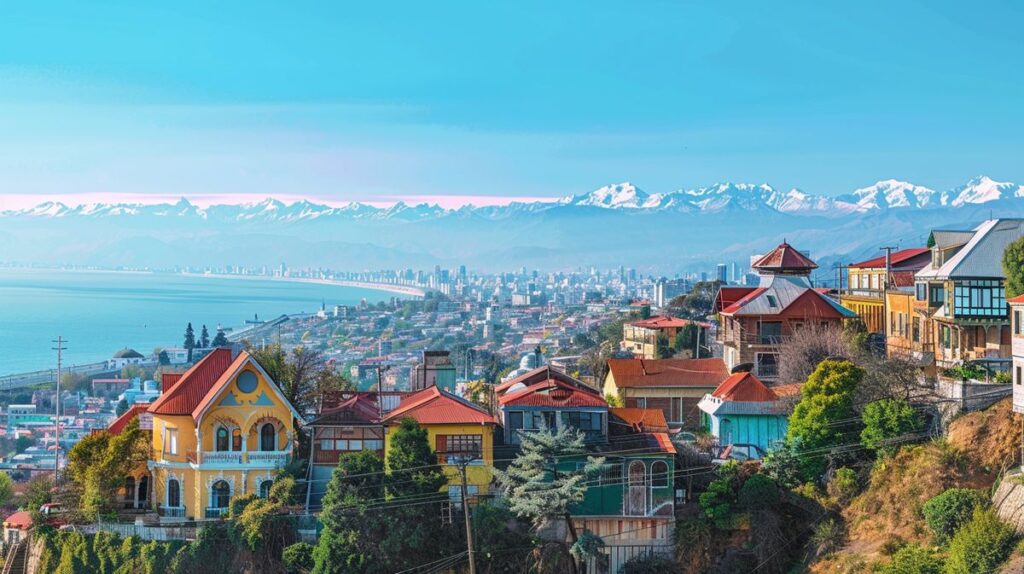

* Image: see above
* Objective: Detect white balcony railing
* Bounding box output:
[247,451,290,467]
[187,450,291,466]
[201,451,244,464]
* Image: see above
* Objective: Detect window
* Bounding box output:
[651,461,669,488]
[756,353,779,379]
[670,398,682,423]
[211,481,230,509]
[1016,311,1023,335]
[561,411,603,432]
[1017,366,1022,386]
[232,428,242,451]
[759,322,782,344]
[447,484,478,502]
[167,478,181,508]
[953,280,1005,317]
[216,427,229,451]
[929,284,946,306]
[507,411,524,431]
[601,461,622,486]
[635,398,647,409]
[260,423,277,451]
[916,283,926,301]
[436,434,483,464]
[851,274,861,290]
[164,428,178,455]
[766,295,778,308]
[258,480,273,498]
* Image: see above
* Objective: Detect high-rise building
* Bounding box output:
[716,264,728,283]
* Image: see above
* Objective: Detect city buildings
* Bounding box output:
[621,315,704,359]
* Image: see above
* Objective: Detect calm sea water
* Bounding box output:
[0,269,393,375]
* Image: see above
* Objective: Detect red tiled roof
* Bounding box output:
[711,372,777,402]
[107,404,150,436]
[499,379,607,408]
[610,408,669,433]
[3,511,32,530]
[848,247,930,269]
[715,287,757,312]
[652,432,676,455]
[606,358,730,389]
[383,386,496,425]
[1010,295,1024,304]
[147,348,236,417]
[310,392,381,425]
[891,270,917,288]
[772,383,802,398]
[495,366,593,395]
[752,242,818,272]
[161,373,183,392]
[626,315,696,329]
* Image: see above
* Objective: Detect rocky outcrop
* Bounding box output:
[993,471,1024,535]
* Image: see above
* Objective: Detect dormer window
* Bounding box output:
[766,295,778,308]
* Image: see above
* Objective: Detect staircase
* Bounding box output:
[2,536,29,574]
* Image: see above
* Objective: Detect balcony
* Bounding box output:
[247,451,291,467]
[184,450,291,466]
[158,506,186,519]
[838,288,886,300]
[201,451,244,464]
[205,507,228,519]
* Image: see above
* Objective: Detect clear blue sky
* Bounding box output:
[1,0,1022,207]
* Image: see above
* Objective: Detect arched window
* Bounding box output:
[651,461,669,488]
[168,478,181,508]
[627,461,647,516]
[260,423,277,451]
[258,480,273,499]
[211,481,231,509]
[216,427,229,451]
[232,428,242,451]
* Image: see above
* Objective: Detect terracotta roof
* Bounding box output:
[107,404,149,435]
[849,247,930,269]
[715,287,757,312]
[161,373,183,391]
[147,348,237,418]
[495,365,593,395]
[499,379,607,408]
[309,392,381,425]
[383,386,496,425]
[1010,295,1024,304]
[711,372,776,402]
[3,511,32,530]
[626,315,698,329]
[610,408,669,433]
[606,358,730,389]
[752,242,818,272]
[772,383,802,398]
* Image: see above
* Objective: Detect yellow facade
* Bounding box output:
[149,356,299,520]
[384,422,494,496]
[839,296,885,334]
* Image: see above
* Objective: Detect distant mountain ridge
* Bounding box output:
[5,176,1021,222]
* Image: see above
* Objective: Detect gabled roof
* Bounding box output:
[718,275,856,319]
[606,358,730,389]
[849,247,930,270]
[107,404,150,436]
[161,373,183,391]
[383,386,496,425]
[1009,295,1024,305]
[309,393,381,426]
[495,365,595,395]
[752,242,817,273]
[499,378,608,408]
[609,408,669,433]
[917,219,1024,280]
[3,511,32,530]
[715,287,757,312]
[711,372,777,402]
[626,315,701,329]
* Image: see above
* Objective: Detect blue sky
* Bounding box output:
[1,0,1023,207]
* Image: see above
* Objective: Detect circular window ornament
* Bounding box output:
[237,371,258,393]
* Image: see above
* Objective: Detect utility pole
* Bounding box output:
[52,336,66,484]
[453,454,477,574]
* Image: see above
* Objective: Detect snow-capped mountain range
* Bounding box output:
[5,176,1021,222]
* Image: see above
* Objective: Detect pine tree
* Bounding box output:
[493,426,607,574]
[312,451,387,574]
[183,323,195,362]
[199,325,210,348]
[211,328,229,347]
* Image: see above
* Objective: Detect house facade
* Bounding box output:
[602,358,731,430]
[715,242,857,382]
[903,220,1023,373]
[697,371,798,457]
[1011,296,1024,416]
[840,248,930,334]
[146,348,302,520]
[621,315,705,359]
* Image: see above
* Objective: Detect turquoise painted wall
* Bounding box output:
[707,413,787,455]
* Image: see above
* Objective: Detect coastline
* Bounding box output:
[180,272,428,298]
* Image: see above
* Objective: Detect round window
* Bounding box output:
[237,371,258,393]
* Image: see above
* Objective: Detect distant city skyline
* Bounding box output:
[2,2,1024,207]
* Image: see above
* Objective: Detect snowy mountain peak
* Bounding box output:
[944,175,1024,207]
[562,182,650,208]
[843,179,937,210]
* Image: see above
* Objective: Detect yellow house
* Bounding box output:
[381,386,497,501]
[146,348,302,520]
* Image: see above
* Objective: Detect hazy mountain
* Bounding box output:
[2,176,1023,273]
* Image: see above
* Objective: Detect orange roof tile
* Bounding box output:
[1010,295,1024,304]
[500,379,607,408]
[3,511,32,530]
[849,247,930,269]
[148,348,235,416]
[610,408,669,433]
[711,372,777,402]
[383,386,496,425]
[107,404,149,436]
[626,315,703,329]
[606,358,730,389]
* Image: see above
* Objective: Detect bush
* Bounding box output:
[698,463,739,528]
[228,493,259,518]
[879,543,943,574]
[738,474,779,509]
[943,509,1015,574]
[270,476,299,505]
[809,518,845,558]
[827,467,859,505]
[921,488,987,543]
[283,542,314,573]
[620,553,681,574]
[861,399,924,455]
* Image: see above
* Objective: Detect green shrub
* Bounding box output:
[827,467,859,505]
[620,553,681,574]
[228,493,259,518]
[943,509,1014,574]
[879,543,943,574]
[283,542,314,573]
[270,476,299,505]
[809,518,845,558]
[699,463,739,528]
[921,488,987,543]
[861,399,924,455]
[738,474,779,509]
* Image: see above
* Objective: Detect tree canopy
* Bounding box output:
[786,359,863,480]
[1003,236,1024,298]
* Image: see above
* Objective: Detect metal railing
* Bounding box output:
[158,506,185,518]
[205,507,229,519]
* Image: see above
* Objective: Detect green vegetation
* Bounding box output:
[65,418,151,517]
[826,467,859,505]
[879,543,943,574]
[36,529,185,574]
[283,542,314,573]
[861,398,924,455]
[1003,236,1024,298]
[619,553,681,573]
[786,359,863,479]
[922,488,989,543]
[943,508,1015,574]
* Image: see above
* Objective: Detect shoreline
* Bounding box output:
[179,272,428,298]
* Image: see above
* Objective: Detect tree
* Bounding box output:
[249,344,351,414]
[0,472,14,507]
[199,324,210,348]
[115,399,129,417]
[212,328,229,347]
[786,360,863,480]
[860,398,924,455]
[313,451,387,574]
[158,350,170,365]
[777,323,851,386]
[494,425,607,574]
[879,543,942,574]
[65,419,151,516]
[183,322,196,362]
[944,508,1015,574]
[1003,236,1024,298]
[922,488,988,543]
[655,333,673,359]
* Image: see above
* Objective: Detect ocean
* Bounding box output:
[0,269,395,376]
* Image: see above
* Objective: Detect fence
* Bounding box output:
[584,543,673,574]
[80,521,198,542]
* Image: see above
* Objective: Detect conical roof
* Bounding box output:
[752,242,817,274]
